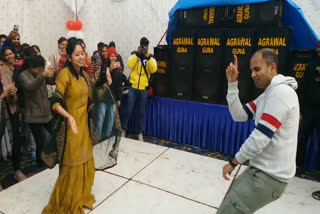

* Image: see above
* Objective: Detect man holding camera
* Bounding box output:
[122,37,157,141]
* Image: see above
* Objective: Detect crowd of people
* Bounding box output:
[0,29,157,213]
[0,28,319,213]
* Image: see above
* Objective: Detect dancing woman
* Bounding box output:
[42,38,95,213]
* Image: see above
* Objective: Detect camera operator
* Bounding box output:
[122,37,157,141]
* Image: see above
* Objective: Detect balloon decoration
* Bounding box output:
[67,31,84,39]
[66,20,83,31]
[64,0,85,39]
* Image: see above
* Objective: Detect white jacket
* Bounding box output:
[227,74,300,183]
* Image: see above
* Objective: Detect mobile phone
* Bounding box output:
[13,25,19,32]
[92,55,97,63]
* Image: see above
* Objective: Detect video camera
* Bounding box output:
[138,46,148,55]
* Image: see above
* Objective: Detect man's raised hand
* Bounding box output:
[226,55,239,82]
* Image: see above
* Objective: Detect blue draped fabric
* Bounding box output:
[166,0,319,49]
[120,95,319,169]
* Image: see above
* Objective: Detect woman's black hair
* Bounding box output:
[0,34,7,40]
[100,44,109,64]
[21,43,30,49]
[31,45,41,53]
[77,38,84,44]
[58,37,67,45]
[1,47,14,62]
[64,37,84,79]
[24,55,45,69]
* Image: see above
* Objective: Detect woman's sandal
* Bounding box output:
[312,190,320,200]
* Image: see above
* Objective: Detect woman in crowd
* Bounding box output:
[48,37,67,70]
[94,47,122,139]
[42,38,95,213]
[19,55,55,168]
[78,39,93,79]
[100,44,108,65]
[0,47,27,181]
[1,31,22,61]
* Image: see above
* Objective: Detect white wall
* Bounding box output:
[292,0,320,39]
[0,0,319,75]
[0,0,177,75]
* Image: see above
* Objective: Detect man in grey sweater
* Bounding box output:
[217,48,300,213]
[19,55,55,167]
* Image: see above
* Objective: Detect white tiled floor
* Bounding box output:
[105,137,168,179]
[133,148,238,208]
[0,137,319,214]
[91,180,216,214]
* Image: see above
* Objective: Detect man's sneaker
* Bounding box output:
[121,129,126,138]
[138,133,144,142]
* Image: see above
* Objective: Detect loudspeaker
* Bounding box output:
[169,29,195,99]
[252,27,292,99]
[154,45,170,74]
[193,29,225,103]
[153,46,170,97]
[180,6,226,27]
[179,1,283,27]
[255,27,292,75]
[288,49,317,96]
[227,1,283,27]
[223,29,256,104]
[152,73,169,97]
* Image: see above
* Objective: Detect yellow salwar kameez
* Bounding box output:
[42,67,95,214]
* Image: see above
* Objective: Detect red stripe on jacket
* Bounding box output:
[261,113,281,129]
[249,101,256,112]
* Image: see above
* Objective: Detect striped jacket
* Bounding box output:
[227,74,299,183]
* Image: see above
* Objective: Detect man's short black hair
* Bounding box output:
[255,48,278,69]
[97,42,104,49]
[109,41,116,48]
[26,55,45,68]
[140,37,149,47]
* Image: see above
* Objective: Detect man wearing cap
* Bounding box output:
[296,41,320,200]
[122,37,157,141]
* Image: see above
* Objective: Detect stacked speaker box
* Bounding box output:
[180,6,226,27]
[223,29,256,104]
[255,27,291,75]
[169,29,195,99]
[226,1,283,27]
[153,45,170,97]
[251,27,292,99]
[193,30,225,103]
[179,1,283,28]
[288,49,317,97]
[168,0,288,104]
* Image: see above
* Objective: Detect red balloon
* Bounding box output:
[66,20,74,30]
[74,20,83,31]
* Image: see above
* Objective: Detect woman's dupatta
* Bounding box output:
[92,80,122,170]
[41,70,122,172]
[41,90,67,172]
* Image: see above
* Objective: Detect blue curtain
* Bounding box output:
[120,95,319,169]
